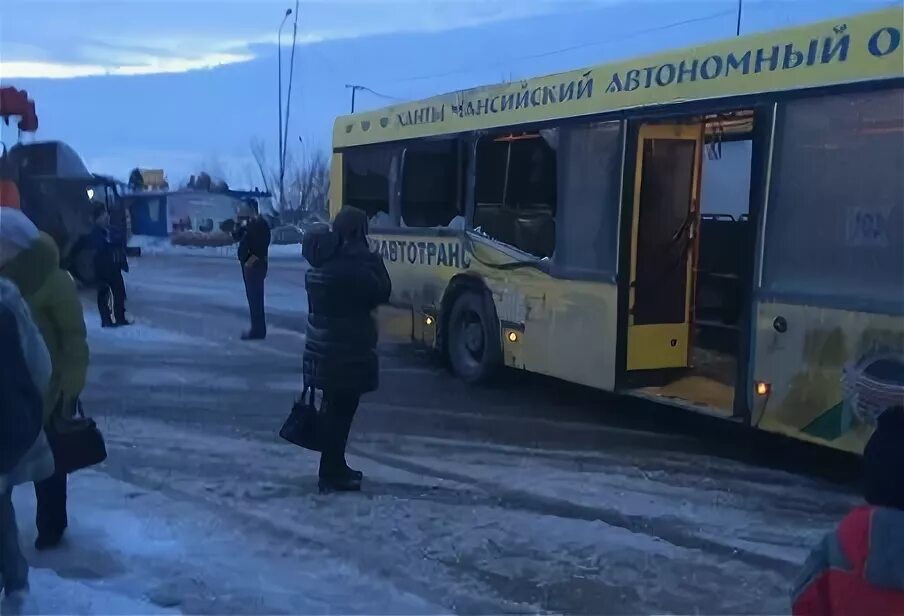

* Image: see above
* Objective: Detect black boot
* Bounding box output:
[318,393,361,493]
[34,472,68,551]
[318,459,363,493]
[35,528,65,551]
[343,464,364,482]
[318,473,362,494]
[319,454,362,493]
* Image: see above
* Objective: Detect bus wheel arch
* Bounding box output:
[440,275,503,384]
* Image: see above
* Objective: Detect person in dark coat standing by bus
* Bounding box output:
[301,207,391,493]
[232,199,271,340]
[91,204,130,327]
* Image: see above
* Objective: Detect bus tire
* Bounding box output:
[446,291,502,384]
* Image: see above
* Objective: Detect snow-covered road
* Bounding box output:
[8,255,861,615]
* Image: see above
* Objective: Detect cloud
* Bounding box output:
[1,53,255,79]
[1,0,605,79]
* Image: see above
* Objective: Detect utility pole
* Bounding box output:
[345,84,364,113]
[277,7,292,209]
[736,0,743,37]
[280,0,300,210]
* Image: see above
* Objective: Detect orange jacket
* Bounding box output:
[793,506,904,616]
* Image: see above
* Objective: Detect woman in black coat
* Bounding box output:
[302,207,391,492]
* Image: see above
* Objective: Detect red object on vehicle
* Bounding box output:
[0,86,38,133]
[0,179,21,209]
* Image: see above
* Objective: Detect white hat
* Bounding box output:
[0,208,40,267]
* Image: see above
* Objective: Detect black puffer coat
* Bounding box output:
[302,227,391,394]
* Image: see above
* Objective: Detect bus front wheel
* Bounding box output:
[446,291,501,384]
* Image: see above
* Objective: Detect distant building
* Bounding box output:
[125,188,273,237]
[139,168,168,190]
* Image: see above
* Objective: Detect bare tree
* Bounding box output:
[182,155,231,191]
[251,138,329,219]
[290,150,330,216]
[198,154,228,183]
[251,138,279,201]
[128,168,145,191]
[241,163,261,193]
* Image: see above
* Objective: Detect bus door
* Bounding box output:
[626,123,704,371]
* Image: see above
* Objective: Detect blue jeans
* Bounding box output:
[0,489,27,595]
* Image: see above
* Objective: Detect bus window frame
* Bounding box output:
[464,135,479,230]
[362,137,470,238]
[388,149,403,226]
[470,129,559,259]
[398,137,465,230]
[549,119,626,285]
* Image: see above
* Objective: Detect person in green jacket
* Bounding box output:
[0,207,89,550]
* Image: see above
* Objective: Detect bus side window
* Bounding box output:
[401,140,460,228]
[762,89,904,305]
[474,131,558,258]
[343,146,400,228]
[553,121,622,278]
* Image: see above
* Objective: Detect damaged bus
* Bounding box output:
[329,6,904,453]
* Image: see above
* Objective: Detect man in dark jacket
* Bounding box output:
[91,204,129,327]
[232,200,271,340]
[302,207,391,493]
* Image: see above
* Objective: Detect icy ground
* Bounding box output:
[128,235,303,260]
[7,254,862,615]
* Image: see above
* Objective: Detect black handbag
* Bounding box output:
[279,387,321,452]
[47,399,108,474]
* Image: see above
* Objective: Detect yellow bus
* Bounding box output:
[329,7,904,453]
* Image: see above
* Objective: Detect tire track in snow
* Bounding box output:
[350,448,801,575]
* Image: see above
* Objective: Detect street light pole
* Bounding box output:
[297,135,307,212]
[281,0,300,210]
[277,7,292,209]
[345,84,363,113]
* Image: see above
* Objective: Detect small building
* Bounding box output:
[139,168,168,190]
[125,188,273,237]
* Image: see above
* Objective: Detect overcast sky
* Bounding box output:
[0,0,894,185]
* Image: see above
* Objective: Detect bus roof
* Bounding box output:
[333,6,903,149]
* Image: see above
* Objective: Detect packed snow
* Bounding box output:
[84,308,215,349]
[8,471,441,615]
[1,567,172,616]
